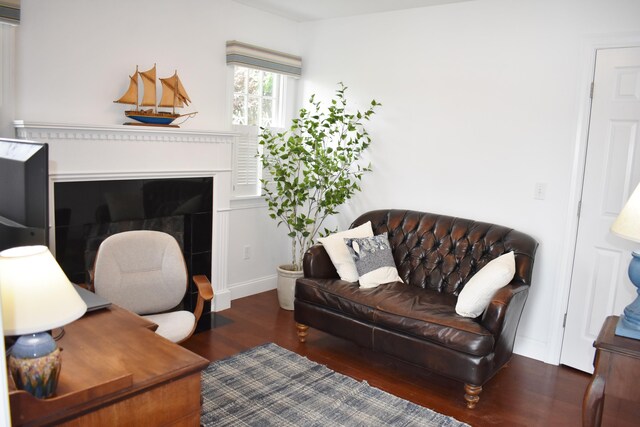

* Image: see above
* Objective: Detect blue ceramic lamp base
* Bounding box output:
[616,251,640,340]
[8,332,61,398]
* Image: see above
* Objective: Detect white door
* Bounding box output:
[561,47,640,373]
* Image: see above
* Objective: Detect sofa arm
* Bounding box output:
[481,282,529,338]
[480,281,529,367]
[303,244,339,279]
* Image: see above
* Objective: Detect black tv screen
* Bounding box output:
[0,139,49,251]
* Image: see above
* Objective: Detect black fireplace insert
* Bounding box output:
[54,177,213,320]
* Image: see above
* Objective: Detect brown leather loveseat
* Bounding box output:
[294,209,538,408]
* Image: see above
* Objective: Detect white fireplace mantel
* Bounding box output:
[14,120,237,312]
[14,120,237,144]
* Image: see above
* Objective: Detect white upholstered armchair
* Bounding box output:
[93,230,214,343]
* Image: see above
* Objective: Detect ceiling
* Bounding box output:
[232,0,473,22]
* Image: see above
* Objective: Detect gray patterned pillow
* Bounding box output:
[344,233,403,288]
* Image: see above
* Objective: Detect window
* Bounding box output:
[231,66,289,197]
[232,66,284,127]
[0,23,16,138]
[226,41,301,198]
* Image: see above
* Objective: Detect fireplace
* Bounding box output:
[54,177,213,322]
[14,121,236,314]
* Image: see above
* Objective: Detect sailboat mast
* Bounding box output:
[135,65,140,111]
[173,70,178,115]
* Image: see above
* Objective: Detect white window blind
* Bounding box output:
[232,124,282,197]
[232,125,260,197]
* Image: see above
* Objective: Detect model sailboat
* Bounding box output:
[114,64,197,127]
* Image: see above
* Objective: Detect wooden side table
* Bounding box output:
[583,315,640,427]
[8,305,209,426]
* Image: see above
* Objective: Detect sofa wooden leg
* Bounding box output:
[464,384,482,409]
[296,323,309,343]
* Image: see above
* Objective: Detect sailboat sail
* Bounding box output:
[140,65,157,107]
[114,71,138,105]
[159,75,180,108]
[175,75,192,105]
[159,72,192,108]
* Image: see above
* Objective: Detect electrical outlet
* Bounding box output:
[534,182,547,200]
[243,245,251,260]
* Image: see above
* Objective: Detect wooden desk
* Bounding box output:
[8,305,209,426]
[583,315,640,427]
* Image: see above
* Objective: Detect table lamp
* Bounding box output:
[0,245,87,398]
[611,183,640,339]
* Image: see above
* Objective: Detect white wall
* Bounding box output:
[15,0,294,305]
[15,0,640,364]
[16,0,301,130]
[226,201,291,299]
[299,0,640,362]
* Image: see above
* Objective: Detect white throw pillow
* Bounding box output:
[318,221,373,282]
[455,251,516,318]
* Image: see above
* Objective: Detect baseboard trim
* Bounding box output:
[513,335,547,362]
[228,274,277,301]
[212,289,231,312]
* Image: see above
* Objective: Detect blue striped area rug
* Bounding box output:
[201,343,469,427]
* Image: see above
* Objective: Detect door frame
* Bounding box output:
[548,33,640,365]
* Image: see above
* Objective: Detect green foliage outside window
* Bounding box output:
[233,66,278,127]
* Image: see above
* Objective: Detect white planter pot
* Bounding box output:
[277,264,303,310]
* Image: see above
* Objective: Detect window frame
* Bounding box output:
[229,65,295,200]
[232,66,285,128]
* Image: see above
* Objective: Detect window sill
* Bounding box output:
[230,195,267,210]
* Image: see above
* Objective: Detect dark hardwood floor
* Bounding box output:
[184,290,593,426]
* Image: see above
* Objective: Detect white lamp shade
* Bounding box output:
[0,245,87,335]
[611,183,640,243]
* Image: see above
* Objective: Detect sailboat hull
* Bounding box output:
[125,110,179,125]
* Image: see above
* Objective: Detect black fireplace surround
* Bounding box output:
[54,177,213,326]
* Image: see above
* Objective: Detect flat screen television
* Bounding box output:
[0,138,49,252]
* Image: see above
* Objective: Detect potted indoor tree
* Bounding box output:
[259,83,380,309]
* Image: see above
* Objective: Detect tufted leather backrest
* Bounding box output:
[350,210,538,295]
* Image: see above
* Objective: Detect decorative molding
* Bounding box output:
[229,195,268,211]
[13,120,237,145]
[213,209,230,312]
[50,169,231,183]
[514,336,546,362]
[228,275,277,301]
[214,289,231,312]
